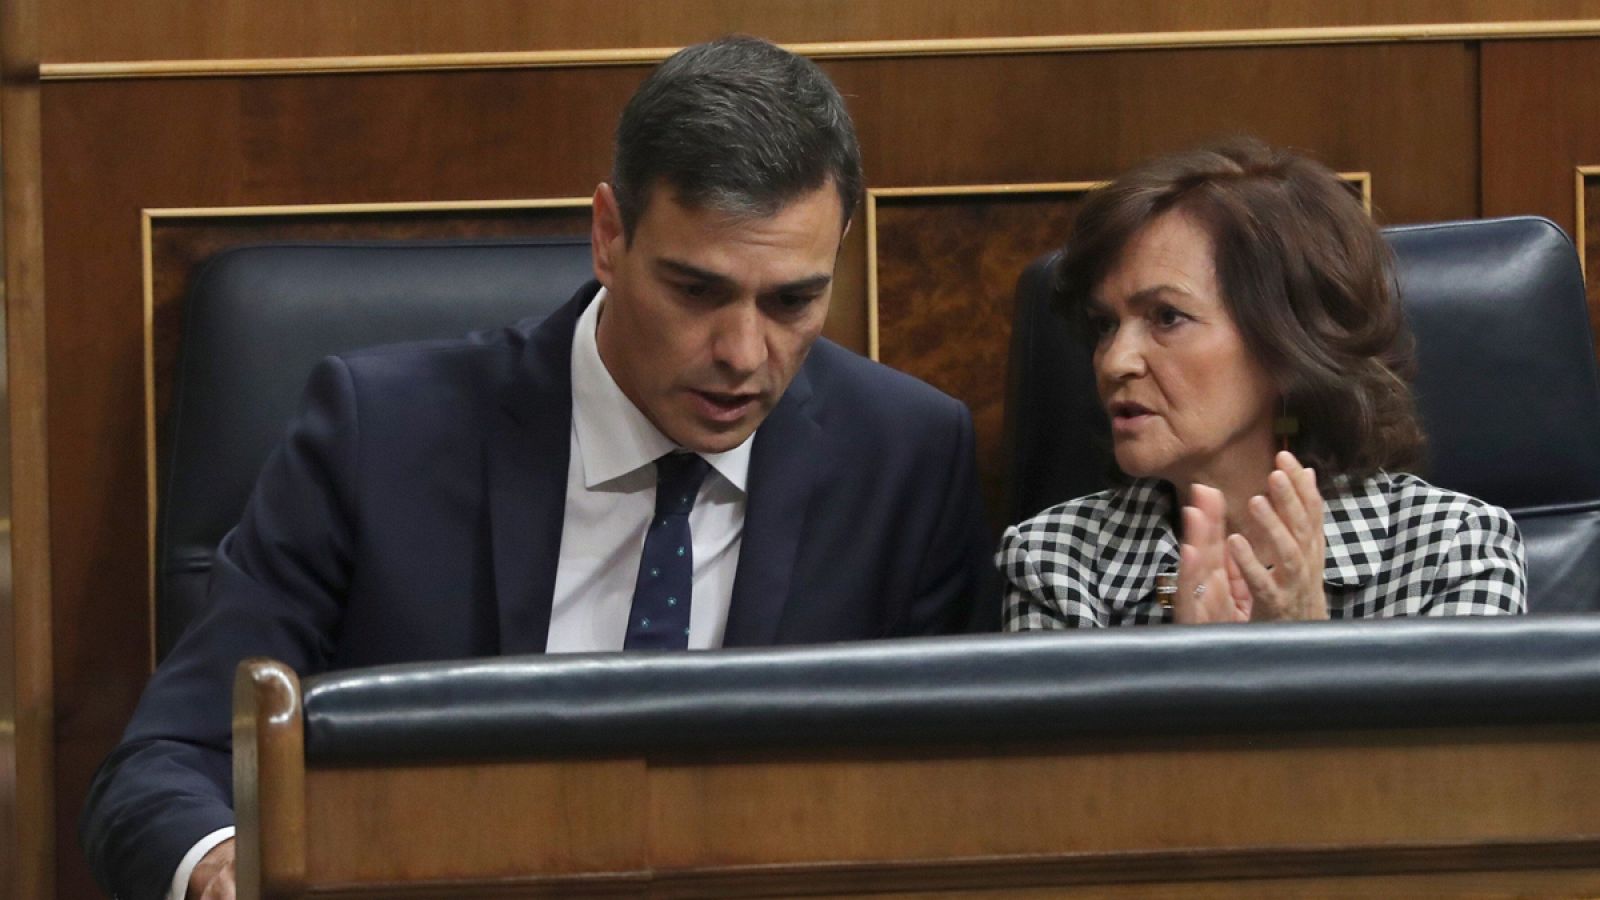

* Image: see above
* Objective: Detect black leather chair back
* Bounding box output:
[158,237,594,657]
[1005,216,1600,612]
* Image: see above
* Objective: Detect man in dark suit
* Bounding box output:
[82,35,993,900]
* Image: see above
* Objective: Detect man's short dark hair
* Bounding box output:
[611,35,864,239]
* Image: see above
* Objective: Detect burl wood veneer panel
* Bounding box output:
[875,192,1086,531]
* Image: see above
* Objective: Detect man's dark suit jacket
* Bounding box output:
[81,284,994,900]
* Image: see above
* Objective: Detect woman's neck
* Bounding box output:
[1173,451,1277,537]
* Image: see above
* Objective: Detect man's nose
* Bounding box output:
[712,303,767,375]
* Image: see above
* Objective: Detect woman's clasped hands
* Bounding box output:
[1174,451,1328,623]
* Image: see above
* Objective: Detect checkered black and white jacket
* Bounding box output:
[1000,472,1528,629]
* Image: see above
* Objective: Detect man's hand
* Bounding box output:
[187,838,236,900]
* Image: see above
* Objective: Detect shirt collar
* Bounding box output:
[1097,472,1393,610]
[570,288,752,492]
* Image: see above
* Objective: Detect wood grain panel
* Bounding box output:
[39,0,1600,65]
[831,44,1476,224]
[303,760,648,882]
[801,866,1600,899]
[1482,40,1600,356]
[1481,40,1600,233]
[645,731,1600,869]
[875,191,1087,533]
[2,0,52,894]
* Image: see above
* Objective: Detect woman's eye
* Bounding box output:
[1086,315,1115,338]
[1153,306,1188,329]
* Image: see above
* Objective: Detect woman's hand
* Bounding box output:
[1174,483,1251,623]
[1226,451,1329,621]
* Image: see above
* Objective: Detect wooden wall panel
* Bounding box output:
[1482,40,1600,353]
[2,0,52,893]
[38,0,1600,65]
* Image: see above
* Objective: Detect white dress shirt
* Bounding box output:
[168,288,751,898]
[546,287,749,652]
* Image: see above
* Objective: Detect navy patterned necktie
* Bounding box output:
[624,452,712,650]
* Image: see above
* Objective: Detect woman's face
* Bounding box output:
[1088,210,1279,488]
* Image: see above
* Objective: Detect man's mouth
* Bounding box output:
[691,389,761,423]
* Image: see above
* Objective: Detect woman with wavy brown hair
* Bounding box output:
[1001,138,1527,628]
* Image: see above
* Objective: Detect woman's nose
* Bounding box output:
[1097,325,1147,381]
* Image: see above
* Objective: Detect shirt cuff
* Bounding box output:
[166,827,235,900]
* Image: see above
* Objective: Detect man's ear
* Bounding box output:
[591,183,624,287]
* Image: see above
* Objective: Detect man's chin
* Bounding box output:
[673,419,760,455]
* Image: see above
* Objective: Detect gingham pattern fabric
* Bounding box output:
[1000,472,1527,629]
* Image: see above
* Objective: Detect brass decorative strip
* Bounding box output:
[40,20,1600,81]
[140,197,592,672]
[146,197,591,219]
[141,210,159,670]
[1576,165,1600,281]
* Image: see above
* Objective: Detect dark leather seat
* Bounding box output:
[1005,216,1600,612]
[157,237,593,657]
[300,616,1600,762]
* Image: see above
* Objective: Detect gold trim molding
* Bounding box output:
[140,196,592,670]
[1576,165,1600,281]
[42,20,1600,81]
[864,174,1371,361]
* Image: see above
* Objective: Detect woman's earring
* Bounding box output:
[1273,399,1298,453]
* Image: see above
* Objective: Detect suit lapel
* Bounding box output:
[490,287,594,655]
[723,368,823,647]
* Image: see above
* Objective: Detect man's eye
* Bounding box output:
[675,282,712,299]
[770,293,819,315]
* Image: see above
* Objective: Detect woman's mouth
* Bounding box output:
[1108,400,1155,434]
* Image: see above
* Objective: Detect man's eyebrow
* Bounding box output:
[657,259,833,295]
[769,273,833,294]
[657,258,733,286]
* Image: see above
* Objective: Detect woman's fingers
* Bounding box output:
[1189,483,1227,566]
[1266,468,1311,542]
[1248,494,1302,577]
[1227,533,1282,618]
[1225,547,1253,619]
